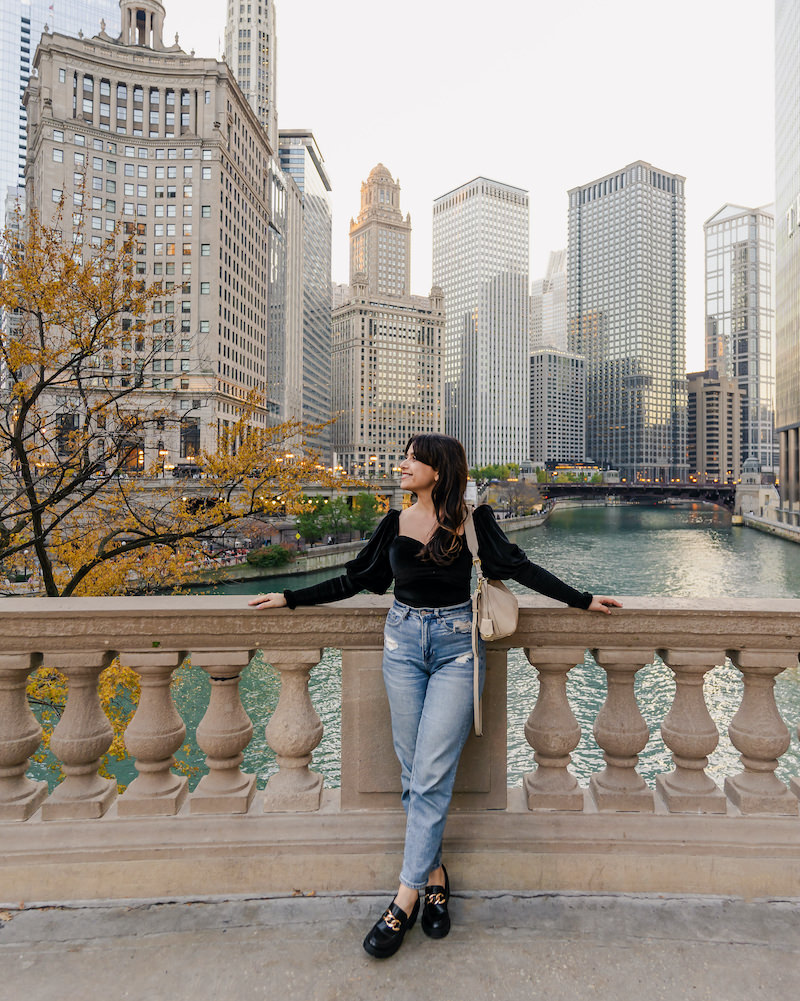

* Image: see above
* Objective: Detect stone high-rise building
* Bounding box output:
[568,160,687,482]
[529,348,585,466]
[775,0,800,524]
[432,177,530,467]
[687,370,743,484]
[349,163,411,298]
[332,166,444,476]
[704,203,777,474]
[24,0,275,467]
[223,0,278,153]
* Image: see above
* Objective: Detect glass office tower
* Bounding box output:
[432,177,530,467]
[0,0,119,197]
[704,204,777,475]
[567,160,687,482]
[279,130,332,459]
[775,0,800,524]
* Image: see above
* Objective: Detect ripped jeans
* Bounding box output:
[381,598,486,891]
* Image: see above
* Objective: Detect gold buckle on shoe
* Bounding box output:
[383,911,402,931]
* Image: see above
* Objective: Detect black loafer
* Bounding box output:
[421,865,450,939]
[363,896,420,958]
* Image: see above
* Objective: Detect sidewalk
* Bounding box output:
[2,891,799,1001]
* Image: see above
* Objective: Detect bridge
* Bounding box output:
[542,481,736,509]
[2,595,800,996]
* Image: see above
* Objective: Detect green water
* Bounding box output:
[30,504,800,791]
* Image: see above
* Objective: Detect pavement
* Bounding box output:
[2,891,799,1001]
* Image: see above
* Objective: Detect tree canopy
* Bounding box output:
[0,207,334,597]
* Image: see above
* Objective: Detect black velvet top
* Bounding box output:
[284,505,593,611]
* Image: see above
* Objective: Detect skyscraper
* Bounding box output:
[704,203,777,474]
[349,163,411,298]
[24,0,274,465]
[567,161,687,482]
[332,166,444,476]
[530,249,567,352]
[432,177,530,467]
[687,370,742,484]
[279,130,332,459]
[529,348,585,466]
[223,0,278,152]
[1,0,120,198]
[775,0,800,525]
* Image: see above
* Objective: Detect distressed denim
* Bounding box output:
[381,598,486,891]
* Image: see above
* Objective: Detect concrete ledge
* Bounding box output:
[4,789,800,905]
[744,513,800,545]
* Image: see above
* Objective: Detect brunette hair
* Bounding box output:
[405,433,469,564]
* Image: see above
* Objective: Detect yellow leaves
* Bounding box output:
[27,657,141,791]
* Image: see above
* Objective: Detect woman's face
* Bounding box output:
[399,445,438,494]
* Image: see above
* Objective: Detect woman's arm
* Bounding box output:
[472,505,620,611]
[249,509,399,611]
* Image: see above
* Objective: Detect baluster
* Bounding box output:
[191,650,257,814]
[41,651,116,820]
[724,651,798,815]
[522,646,585,810]
[0,653,48,821]
[262,648,323,812]
[656,649,726,813]
[589,648,654,812]
[117,651,188,817]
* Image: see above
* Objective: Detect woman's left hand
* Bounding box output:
[587,596,622,614]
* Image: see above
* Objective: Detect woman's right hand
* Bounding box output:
[248,592,287,610]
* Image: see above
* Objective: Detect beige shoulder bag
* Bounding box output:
[463,507,519,735]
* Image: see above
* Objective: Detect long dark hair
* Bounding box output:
[405,433,469,565]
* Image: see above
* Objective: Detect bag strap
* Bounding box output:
[463,506,484,579]
[464,506,483,736]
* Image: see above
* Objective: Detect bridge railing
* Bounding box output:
[1,595,799,902]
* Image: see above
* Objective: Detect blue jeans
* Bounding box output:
[381,598,486,892]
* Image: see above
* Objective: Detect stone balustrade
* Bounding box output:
[1,594,800,903]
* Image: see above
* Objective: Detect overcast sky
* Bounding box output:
[162,0,774,371]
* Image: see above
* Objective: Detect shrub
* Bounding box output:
[246,544,294,568]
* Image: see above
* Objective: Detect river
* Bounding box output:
[30,503,800,792]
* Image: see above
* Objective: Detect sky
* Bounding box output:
[161,0,775,372]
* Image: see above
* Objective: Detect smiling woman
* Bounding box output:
[249,432,620,958]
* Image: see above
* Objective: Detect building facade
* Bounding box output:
[529,348,585,466]
[24,0,274,467]
[331,275,444,477]
[686,370,743,483]
[567,160,687,482]
[530,249,567,351]
[223,0,278,153]
[775,0,800,523]
[432,177,530,467]
[332,166,444,476]
[349,163,411,298]
[1,0,120,200]
[279,129,332,459]
[704,204,777,474]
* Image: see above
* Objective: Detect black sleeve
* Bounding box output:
[283,509,399,608]
[473,505,592,609]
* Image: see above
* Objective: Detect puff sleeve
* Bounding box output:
[473,504,592,609]
[283,509,399,608]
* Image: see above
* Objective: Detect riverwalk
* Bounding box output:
[3,891,799,1001]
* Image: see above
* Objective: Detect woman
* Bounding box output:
[249,433,620,958]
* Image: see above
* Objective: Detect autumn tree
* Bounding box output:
[0,207,337,786]
[0,206,333,597]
